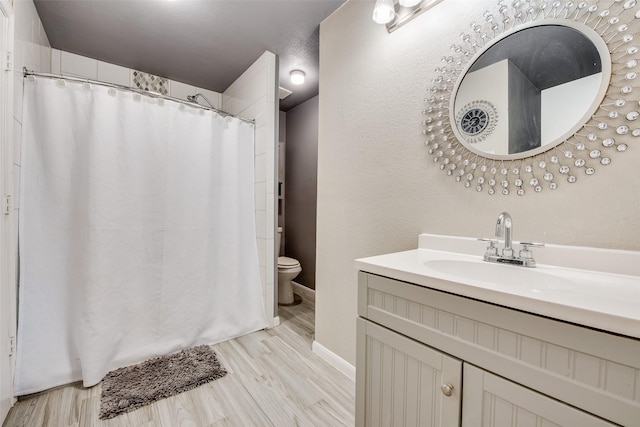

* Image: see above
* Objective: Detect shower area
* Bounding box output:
[11,51,280,396]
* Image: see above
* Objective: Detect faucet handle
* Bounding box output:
[518,241,545,248]
[478,238,498,257]
[518,241,545,259]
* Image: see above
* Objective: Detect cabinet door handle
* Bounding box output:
[441,383,454,397]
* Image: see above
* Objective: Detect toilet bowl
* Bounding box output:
[277,227,302,305]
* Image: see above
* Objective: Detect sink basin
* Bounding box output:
[423,259,575,293]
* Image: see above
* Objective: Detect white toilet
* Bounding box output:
[276,227,302,305]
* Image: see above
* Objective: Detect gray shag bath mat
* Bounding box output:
[99,345,227,419]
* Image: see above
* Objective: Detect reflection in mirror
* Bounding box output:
[453,25,604,157]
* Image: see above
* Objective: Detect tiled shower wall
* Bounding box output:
[223,52,278,323]
[49,49,223,109]
[11,1,277,324]
[12,0,51,337]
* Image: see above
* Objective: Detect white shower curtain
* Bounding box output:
[15,77,268,395]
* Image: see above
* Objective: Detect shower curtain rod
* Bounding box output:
[23,67,255,125]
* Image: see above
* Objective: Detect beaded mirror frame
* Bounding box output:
[423,0,640,195]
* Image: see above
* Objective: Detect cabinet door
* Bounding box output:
[356,318,462,427]
[462,364,617,427]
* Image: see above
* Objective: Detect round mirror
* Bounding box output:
[424,1,639,195]
[451,21,611,160]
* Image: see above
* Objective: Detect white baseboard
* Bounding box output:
[312,341,355,382]
[271,316,280,327]
[291,281,315,303]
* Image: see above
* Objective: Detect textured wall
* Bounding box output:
[317,0,640,366]
[284,96,319,290]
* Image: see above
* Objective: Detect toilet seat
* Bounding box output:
[278,256,300,269]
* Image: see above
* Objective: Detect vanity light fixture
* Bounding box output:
[373,0,445,32]
[399,0,422,7]
[372,0,395,24]
[290,69,305,85]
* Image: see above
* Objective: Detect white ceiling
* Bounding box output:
[33,0,346,111]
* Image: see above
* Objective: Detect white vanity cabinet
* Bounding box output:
[356,318,462,426]
[461,364,616,426]
[356,271,639,427]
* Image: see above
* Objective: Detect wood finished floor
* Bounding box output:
[3,295,355,427]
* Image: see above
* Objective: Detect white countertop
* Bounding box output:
[355,234,640,339]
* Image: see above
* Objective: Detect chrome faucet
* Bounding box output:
[479,212,544,267]
[495,211,513,258]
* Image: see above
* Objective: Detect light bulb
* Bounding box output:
[290,70,305,85]
[399,0,422,7]
[372,0,395,24]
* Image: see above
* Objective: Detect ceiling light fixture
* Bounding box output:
[373,0,444,32]
[372,0,395,24]
[290,70,305,85]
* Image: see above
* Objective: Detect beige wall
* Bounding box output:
[284,96,318,290]
[316,0,640,366]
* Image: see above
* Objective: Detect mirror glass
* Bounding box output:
[452,24,608,159]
